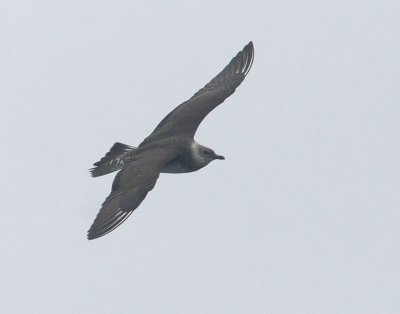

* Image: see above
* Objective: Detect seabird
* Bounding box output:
[87,42,254,240]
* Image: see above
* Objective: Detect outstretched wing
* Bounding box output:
[142,41,254,143]
[87,150,175,240]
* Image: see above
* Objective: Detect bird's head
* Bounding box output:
[191,142,225,168]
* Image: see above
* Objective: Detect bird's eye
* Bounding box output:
[203,150,210,155]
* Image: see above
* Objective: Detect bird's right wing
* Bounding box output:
[87,149,176,240]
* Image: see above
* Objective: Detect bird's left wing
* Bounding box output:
[142,41,254,144]
[87,149,176,240]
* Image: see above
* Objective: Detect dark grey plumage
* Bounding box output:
[88,42,254,240]
[90,142,136,177]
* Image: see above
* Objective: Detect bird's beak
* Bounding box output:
[214,154,225,160]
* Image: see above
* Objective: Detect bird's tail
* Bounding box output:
[90,142,136,177]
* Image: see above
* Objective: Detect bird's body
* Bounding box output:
[87,42,254,240]
[160,140,221,174]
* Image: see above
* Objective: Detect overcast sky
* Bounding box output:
[1,1,399,313]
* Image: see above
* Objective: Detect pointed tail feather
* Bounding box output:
[90,142,136,177]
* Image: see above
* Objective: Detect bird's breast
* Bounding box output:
[160,156,202,174]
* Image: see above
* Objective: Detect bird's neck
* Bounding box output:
[189,141,208,169]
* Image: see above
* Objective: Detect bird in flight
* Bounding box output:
[88,42,254,240]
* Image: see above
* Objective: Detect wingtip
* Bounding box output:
[241,41,254,76]
[87,229,103,240]
[87,234,96,241]
[87,228,96,240]
[245,41,254,55]
[245,41,254,50]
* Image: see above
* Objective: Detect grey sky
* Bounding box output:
[1,1,399,313]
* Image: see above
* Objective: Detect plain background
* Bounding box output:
[1,1,399,313]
